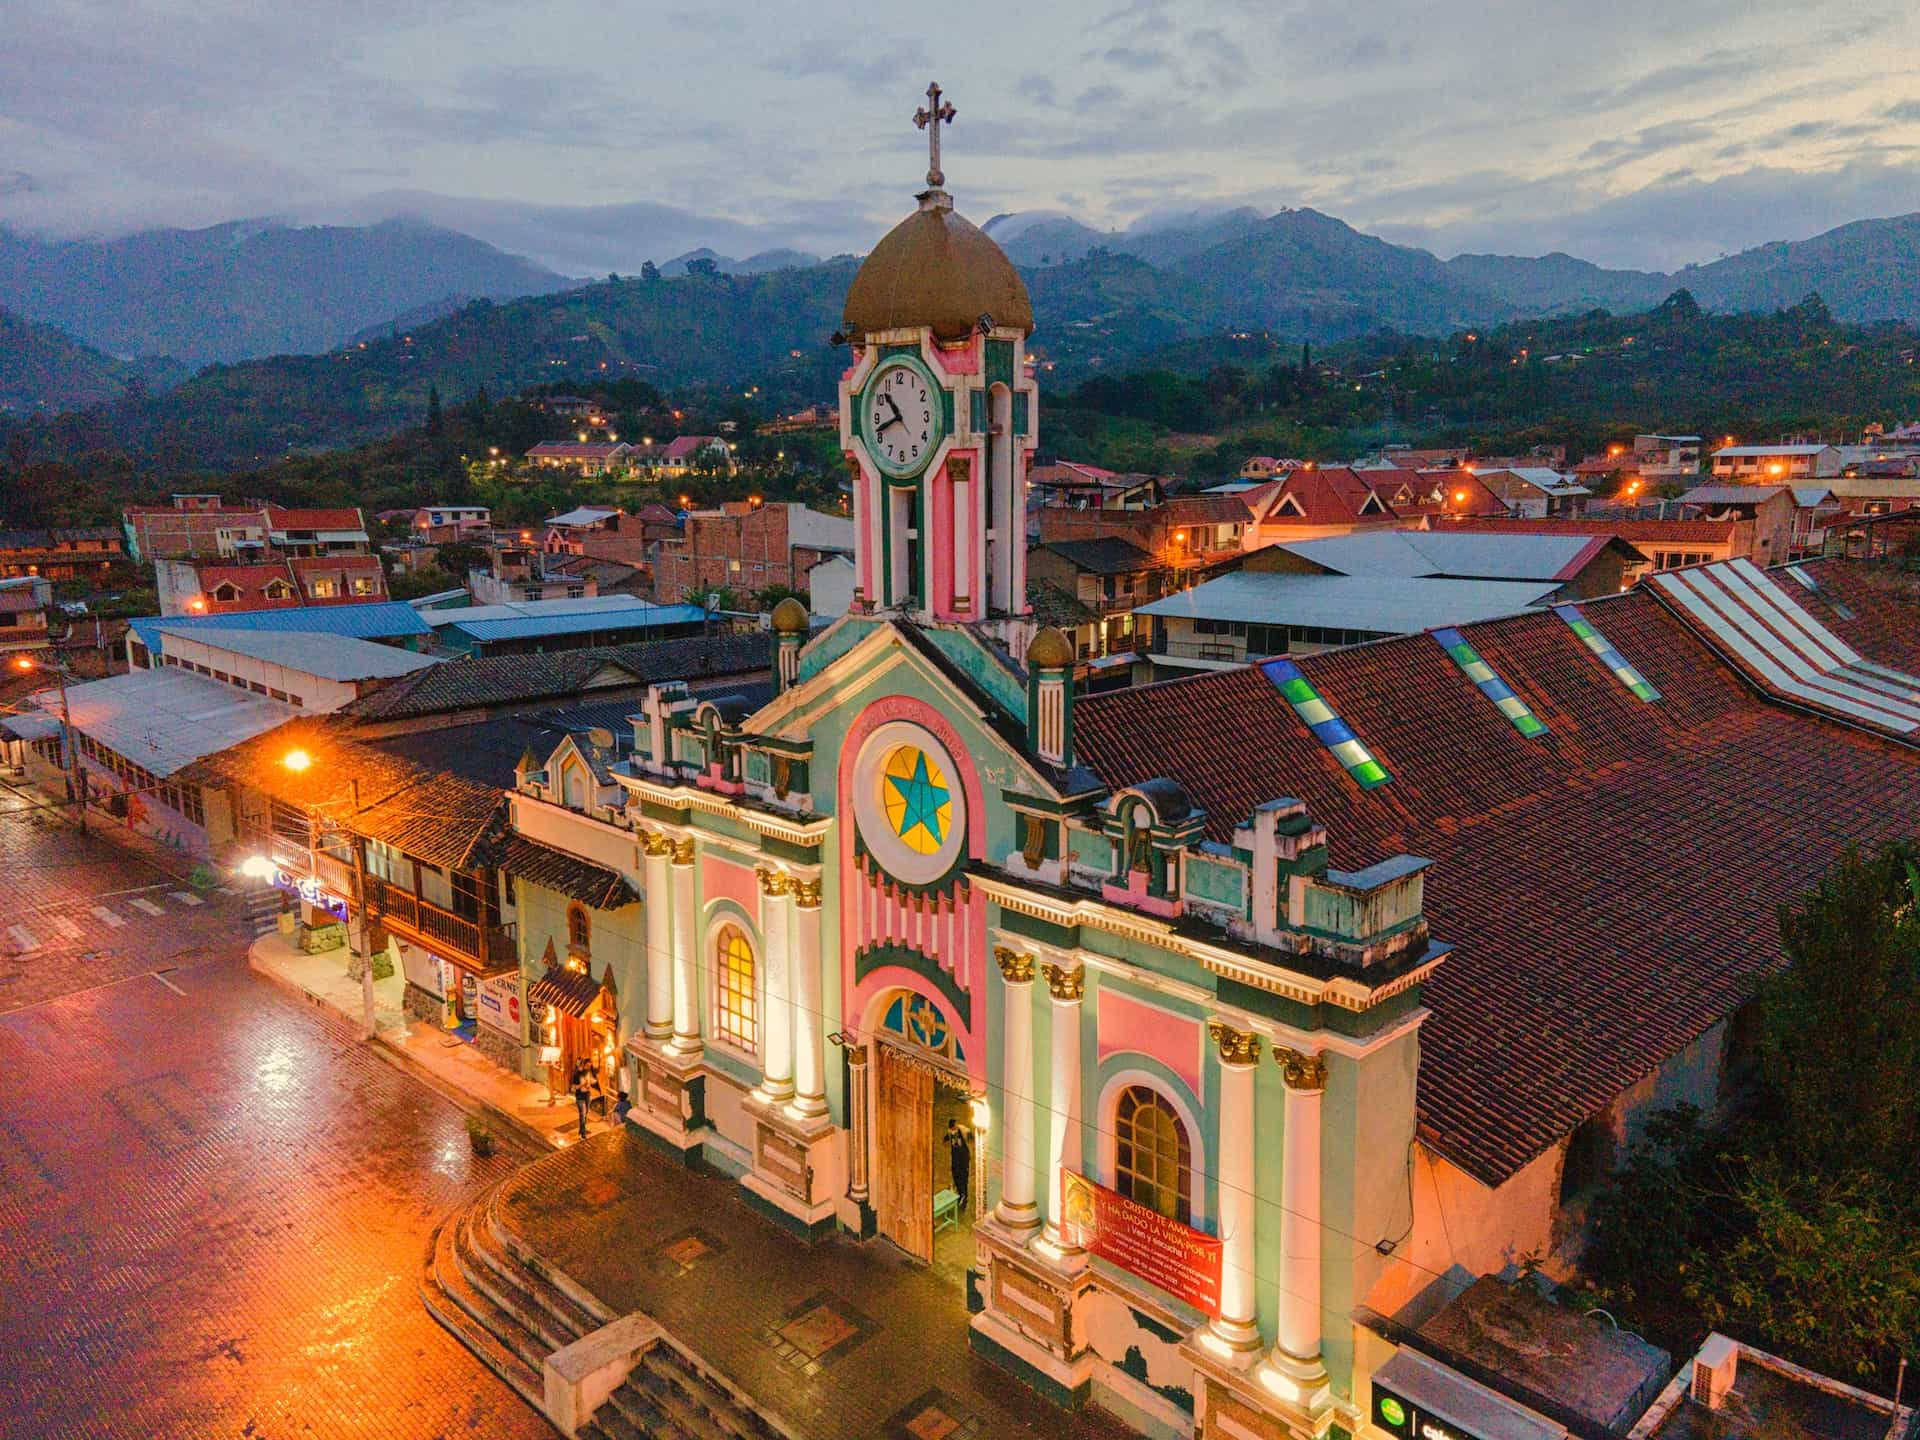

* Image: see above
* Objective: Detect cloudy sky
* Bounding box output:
[6,0,1920,273]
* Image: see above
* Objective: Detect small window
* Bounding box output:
[264,580,294,600]
[1114,1085,1191,1224]
[309,578,337,598]
[212,582,241,602]
[566,903,591,956]
[350,576,376,595]
[712,925,757,1054]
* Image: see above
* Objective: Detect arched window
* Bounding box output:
[566,903,590,956]
[562,759,590,811]
[1114,1085,1192,1224]
[711,925,757,1055]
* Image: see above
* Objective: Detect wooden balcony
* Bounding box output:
[363,874,515,976]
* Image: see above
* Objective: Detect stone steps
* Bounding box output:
[418,1211,546,1410]
[423,1184,789,1440]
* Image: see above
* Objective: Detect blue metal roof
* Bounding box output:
[439,604,708,643]
[130,601,433,656]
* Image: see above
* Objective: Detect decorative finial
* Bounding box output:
[914,81,956,194]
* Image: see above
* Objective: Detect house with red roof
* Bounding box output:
[153,555,389,617]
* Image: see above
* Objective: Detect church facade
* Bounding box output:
[504,88,1920,1440]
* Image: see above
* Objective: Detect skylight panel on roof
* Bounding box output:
[1432,627,1548,738]
[1553,604,1660,702]
[1257,658,1391,788]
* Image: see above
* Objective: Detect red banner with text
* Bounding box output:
[1061,1171,1222,1316]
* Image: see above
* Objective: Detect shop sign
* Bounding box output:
[398,943,447,998]
[476,974,522,1036]
[1373,1376,1493,1440]
[1061,1171,1222,1316]
[271,867,347,919]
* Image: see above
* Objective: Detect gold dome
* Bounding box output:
[1026,625,1074,670]
[771,596,810,635]
[843,204,1034,342]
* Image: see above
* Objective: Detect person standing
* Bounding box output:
[944,1117,972,1209]
[571,1061,591,1140]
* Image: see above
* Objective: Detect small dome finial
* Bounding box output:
[1027,626,1073,671]
[771,596,810,635]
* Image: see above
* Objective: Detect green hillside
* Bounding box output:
[0,307,185,414]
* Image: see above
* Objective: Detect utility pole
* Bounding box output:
[347,777,376,1041]
[51,655,84,835]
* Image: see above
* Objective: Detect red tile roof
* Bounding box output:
[662,435,721,460]
[1254,467,1400,527]
[265,507,367,531]
[1075,576,1920,1186]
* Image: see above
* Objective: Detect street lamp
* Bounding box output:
[12,652,85,833]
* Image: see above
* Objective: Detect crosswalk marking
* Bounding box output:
[50,915,82,939]
[170,892,203,907]
[91,906,124,928]
[8,925,38,953]
[129,898,164,916]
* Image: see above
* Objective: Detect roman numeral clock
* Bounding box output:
[837,82,1040,625]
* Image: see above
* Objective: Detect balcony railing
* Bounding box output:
[363,875,515,973]
[1157,638,1244,662]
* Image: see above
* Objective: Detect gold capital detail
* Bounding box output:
[641,831,673,858]
[1276,1047,1329,1090]
[670,837,695,866]
[756,866,791,897]
[1208,1020,1261,1066]
[792,877,822,909]
[1040,962,1085,1002]
[994,945,1035,984]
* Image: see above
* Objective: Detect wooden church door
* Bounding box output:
[874,1043,934,1262]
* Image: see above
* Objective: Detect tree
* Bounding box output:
[425,384,444,435]
[1761,840,1920,1175]
[640,260,660,282]
[685,257,719,278]
[432,540,488,580]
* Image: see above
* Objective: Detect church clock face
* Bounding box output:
[862,355,943,479]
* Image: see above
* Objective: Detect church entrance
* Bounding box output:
[869,990,980,1281]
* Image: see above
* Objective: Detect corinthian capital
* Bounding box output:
[670,837,695,866]
[791,877,821,909]
[1207,1019,1262,1067]
[1040,961,1085,1002]
[756,866,791,897]
[994,945,1036,984]
[641,830,674,858]
[1276,1046,1329,1090]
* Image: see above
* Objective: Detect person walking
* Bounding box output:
[570,1061,591,1140]
[944,1117,972,1209]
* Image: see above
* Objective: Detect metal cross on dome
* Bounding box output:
[914,81,956,189]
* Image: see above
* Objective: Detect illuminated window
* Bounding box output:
[1114,1085,1191,1224]
[309,577,337,598]
[567,903,590,956]
[880,745,951,855]
[712,925,757,1054]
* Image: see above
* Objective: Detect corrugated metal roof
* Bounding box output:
[1140,571,1557,633]
[154,626,442,681]
[130,601,433,657]
[1714,443,1832,456]
[1678,484,1786,504]
[436,601,708,643]
[421,594,672,627]
[1278,530,1600,581]
[46,669,296,776]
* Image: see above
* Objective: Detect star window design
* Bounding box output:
[881,745,951,856]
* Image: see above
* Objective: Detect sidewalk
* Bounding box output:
[494,1132,1136,1440]
[247,933,619,1155]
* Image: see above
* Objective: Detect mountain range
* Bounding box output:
[0,218,567,367]
[7,205,1920,461]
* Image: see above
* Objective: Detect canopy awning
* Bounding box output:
[528,964,605,1018]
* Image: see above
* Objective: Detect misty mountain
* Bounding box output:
[0,307,186,414]
[0,218,571,366]
[983,206,1265,269]
[660,247,824,276]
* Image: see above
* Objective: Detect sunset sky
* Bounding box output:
[7,0,1920,272]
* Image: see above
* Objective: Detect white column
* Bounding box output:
[994,946,1040,1232]
[668,838,700,1055]
[791,878,827,1118]
[1275,1048,1328,1367]
[1040,961,1085,1252]
[757,867,794,1100]
[1209,1020,1263,1352]
[643,833,673,1039]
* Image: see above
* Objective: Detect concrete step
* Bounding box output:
[608,1377,696,1440]
[470,1189,601,1342]
[632,1355,739,1440]
[417,1214,546,1414]
[453,1209,580,1354]
[641,1347,777,1440]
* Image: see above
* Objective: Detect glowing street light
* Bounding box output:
[282,748,312,773]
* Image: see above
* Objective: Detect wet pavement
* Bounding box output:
[497,1132,1137,1440]
[0,787,553,1440]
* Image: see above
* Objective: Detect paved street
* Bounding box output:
[0,786,553,1440]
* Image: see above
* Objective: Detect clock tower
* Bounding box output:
[839,83,1038,637]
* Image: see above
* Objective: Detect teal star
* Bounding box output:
[887,752,949,848]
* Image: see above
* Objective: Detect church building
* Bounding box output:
[506,86,1920,1440]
